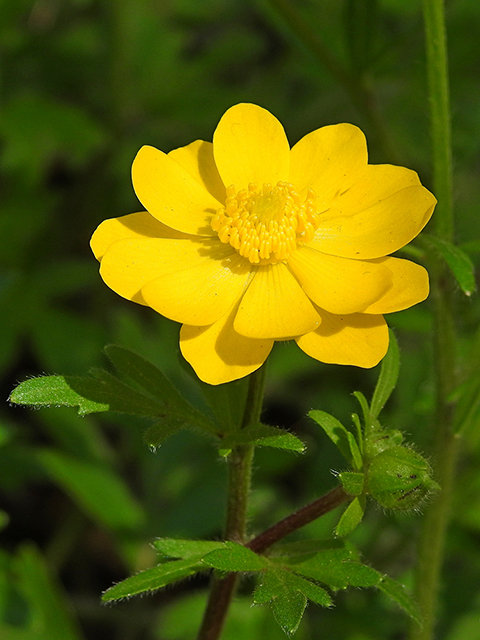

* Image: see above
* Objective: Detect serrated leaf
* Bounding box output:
[220,423,305,453]
[143,419,192,449]
[203,542,268,572]
[378,575,423,625]
[153,538,226,559]
[38,450,145,532]
[421,233,476,296]
[309,410,358,467]
[335,497,365,537]
[370,329,400,419]
[104,345,215,433]
[10,373,165,417]
[102,557,205,601]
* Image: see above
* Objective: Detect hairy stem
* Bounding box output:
[248,485,349,554]
[196,366,266,640]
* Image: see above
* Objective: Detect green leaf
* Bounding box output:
[219,423,305,453]
[378,575,423,625]
[284,548,382,590]
[10,373,166,417]
[203,542,269,572]
[335,497,365,537]
[370,329,400,419]
[338,472,364,496]
[309,410,360,467]
[143,419,194,449]
[102,557,205,601]
[38,450,145,532]
[104,345,215,432]
[421,233,476,296]
[153,538,226,559]
[253,568,331,636]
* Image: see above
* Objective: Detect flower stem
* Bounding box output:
[196,365,266,640]
[247,485,349,554]
[410,2,458,638]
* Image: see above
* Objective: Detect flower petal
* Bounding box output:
[296,310,389,368]
[326,163,422,212]
[99,236,234,305]
[168,140,226,204]
[213,103,290,189]
[91,212,191,261]
[288,247,392,314]
[362,257,429,314]
[132,145,222,236]
[141,248,252,326]
[180,304,274,385]
[234,263,321,339]
[311,185,436,259]
[289,123,368,206]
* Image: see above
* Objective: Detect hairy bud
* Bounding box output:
[366,446,440,510]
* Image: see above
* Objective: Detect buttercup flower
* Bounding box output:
[91,104,435,385]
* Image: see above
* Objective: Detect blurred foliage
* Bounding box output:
[1,0,480,638]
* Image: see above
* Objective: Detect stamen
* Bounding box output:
[211,181,319,265]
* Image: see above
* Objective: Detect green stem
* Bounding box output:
[410,2,457,638]
[196,365,267,640]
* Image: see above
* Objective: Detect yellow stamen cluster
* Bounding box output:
[211,182,319,264]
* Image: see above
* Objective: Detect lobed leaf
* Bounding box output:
[253,568,330,636]
[202,542,269,572]
[10,373,165,417]
[104,345,215,432]
[219,423,305,453]
[153,538,226,560]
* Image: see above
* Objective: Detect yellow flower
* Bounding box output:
[91,104,435,385]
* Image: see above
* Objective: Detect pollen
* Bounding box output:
[211,182,319,264]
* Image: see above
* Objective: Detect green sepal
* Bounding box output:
[202,542,269,572]
[253,568,331,636]
[218,423,305,453]
[338,471,364,496]
[370,329,400,419]
[102,557,205,601]
[420,233,477,296]
[309,410,361,469]
[335,497,365,537]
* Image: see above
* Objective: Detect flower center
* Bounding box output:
[211,182,319,264]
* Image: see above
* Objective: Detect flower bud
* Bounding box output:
[366,446,440,510]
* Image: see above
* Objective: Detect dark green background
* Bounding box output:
[1,1,480,638]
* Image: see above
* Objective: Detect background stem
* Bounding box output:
[410,1,458,638]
